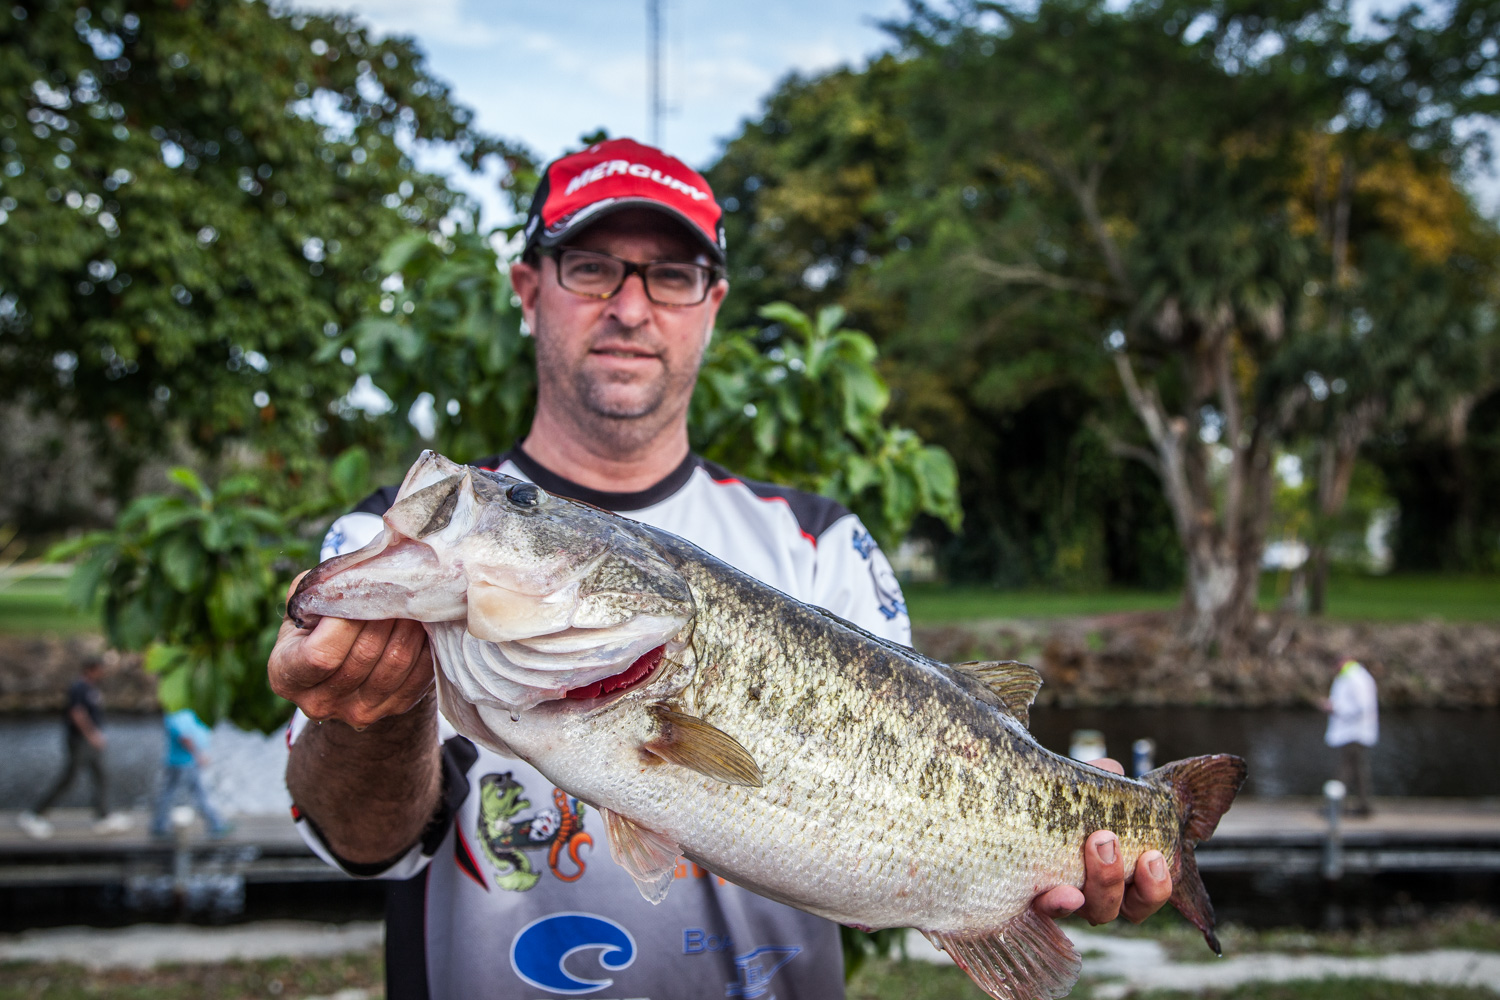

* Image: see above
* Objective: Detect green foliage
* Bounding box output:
[46,449,373,731]
[693,302,961,549]
[0,0,531,498]
[331,230,535,463]
[840,926,909,984]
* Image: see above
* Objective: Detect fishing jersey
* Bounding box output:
[290,446,911,1000]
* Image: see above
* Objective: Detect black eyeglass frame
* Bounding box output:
[542,247,724,307]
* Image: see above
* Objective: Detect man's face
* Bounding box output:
[511,209,727,432]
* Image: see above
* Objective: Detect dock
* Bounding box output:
[1201,797,1500,874]
[2,797,1498,891]
[0,809,332,890]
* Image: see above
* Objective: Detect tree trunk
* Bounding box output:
[1307,399,1383,616]
[1110,341,1295,652]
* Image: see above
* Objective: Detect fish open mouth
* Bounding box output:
[565,644,666,700]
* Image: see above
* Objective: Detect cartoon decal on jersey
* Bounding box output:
[477,772,593,892]
[725,945,802,1000]
[510,911,636,995]
[851,527,907,621]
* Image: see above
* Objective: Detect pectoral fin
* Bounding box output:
[643,705,763,787]
[951,660,1043,728]
[922,907,1081,1000]
[601,807,679,904]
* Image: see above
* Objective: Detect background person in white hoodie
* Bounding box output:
[1319,655,1379,817]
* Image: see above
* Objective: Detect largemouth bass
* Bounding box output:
[289,452,1247,1000]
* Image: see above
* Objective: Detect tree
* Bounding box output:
[707,48,1184,592]
[0,0,531,507]
[1288,157,1500,608]
[713,0,1500,646]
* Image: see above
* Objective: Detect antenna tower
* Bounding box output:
[647,0,662,146]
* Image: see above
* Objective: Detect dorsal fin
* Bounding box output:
[951,660,1042,728]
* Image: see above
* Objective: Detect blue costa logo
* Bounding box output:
[726,945,802,999]
[509,912,637,995]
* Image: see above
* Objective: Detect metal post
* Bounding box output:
[1132,738,1156,777]
[170,804,195,908]
[1321,779,1346,881]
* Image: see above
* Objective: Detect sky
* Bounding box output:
[299,0,1498,227]
[304,0,908,226]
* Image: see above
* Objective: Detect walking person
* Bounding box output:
[1319,654,1379,817]
[150,705,230,838]
[19,656,131,838]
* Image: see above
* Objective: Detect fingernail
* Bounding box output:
[1147,853,1166,880]
[1096,835,1117,865]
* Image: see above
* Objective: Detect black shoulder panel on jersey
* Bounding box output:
[351,485,400,517]
[695,457,852,540]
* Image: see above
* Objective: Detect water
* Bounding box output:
[1028,706,1500,798]
[2,707,1496,813]
[0,715,290,816]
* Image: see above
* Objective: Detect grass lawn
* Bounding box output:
[905,572,1500,625]
[0,949,382,999]
[0,567,1495,637]
[0,577,96,635]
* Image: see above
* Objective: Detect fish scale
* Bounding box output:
[289,451,1247,1000]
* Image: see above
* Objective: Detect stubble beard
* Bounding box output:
[533,319,701,457]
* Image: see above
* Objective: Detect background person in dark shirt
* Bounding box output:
[19,657,131,838]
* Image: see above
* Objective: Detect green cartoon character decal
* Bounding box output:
[476,773,592,892]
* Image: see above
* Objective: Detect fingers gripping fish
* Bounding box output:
[289,451,1247,1000]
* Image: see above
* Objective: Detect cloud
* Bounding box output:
[303,0,502,47]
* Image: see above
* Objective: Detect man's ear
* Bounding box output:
[510,259,541,329]
[700,278,729,348]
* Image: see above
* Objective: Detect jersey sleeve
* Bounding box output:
[809,513,912,646]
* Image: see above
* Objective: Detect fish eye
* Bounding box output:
[507,483,544,508]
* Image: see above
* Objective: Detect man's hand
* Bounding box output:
[273,573,442,865]
[1030,757,1174,925]
[269,574,435,729]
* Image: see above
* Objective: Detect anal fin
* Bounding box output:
[922,908,1081,1000]
[601,807,680,905]
[644,705,763,787]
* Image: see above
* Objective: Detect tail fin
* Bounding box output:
[1144,754,1248,955]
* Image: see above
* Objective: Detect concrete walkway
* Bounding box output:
[0,920,381,970]
[905,926,1500,996]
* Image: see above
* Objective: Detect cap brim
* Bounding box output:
[532,197,724,265]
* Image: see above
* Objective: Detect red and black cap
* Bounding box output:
[521,138,726,266]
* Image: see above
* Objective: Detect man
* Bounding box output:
[1319,654,1378,817]
[151,705,230,838]
[268,138,1171,999]
[20,656,131,838]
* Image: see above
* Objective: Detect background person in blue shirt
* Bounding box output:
[151,706,230,838]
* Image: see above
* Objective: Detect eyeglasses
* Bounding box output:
[547,248,721,307]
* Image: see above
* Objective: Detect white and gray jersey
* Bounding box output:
[291,448,910,1000]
